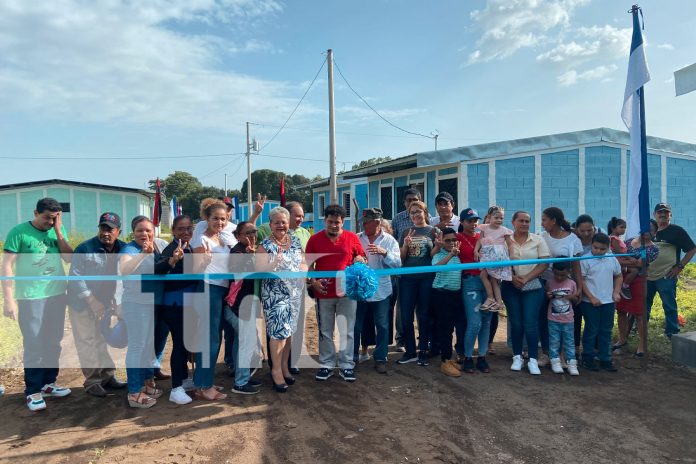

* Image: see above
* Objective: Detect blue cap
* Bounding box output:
[100,310,128,349]
[459,208,480,221]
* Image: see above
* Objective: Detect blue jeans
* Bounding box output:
[647,278,680,335]
[122,301,156,394]
[548,321,576,360]
[462,275,491,358]
[501,282,545,359]
[17,294,66,396]
[580,302,615,363]
[194,284,227,389]
[399,276,434,355]
[354,298,390,362]
[223,307,252,387]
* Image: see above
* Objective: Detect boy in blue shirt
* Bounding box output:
[431,228,465,377]
[579,233,622,371]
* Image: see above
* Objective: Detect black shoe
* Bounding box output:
[315,368,333,381]
[247,379,262,388]
[339,369,356,382]
[232,383,261,395]
[272,382,288,393]
[289,367,301,375]
[103,377,127,390]
[417,351,430,366]
[599,361,618,372]
[396,353,418,364]
[462,357,475,374]
[476,357,490,373]
[284,376,296,386]
[582,358,599,371]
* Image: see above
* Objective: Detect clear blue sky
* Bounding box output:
[1,0,694,191]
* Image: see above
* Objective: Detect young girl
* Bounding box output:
[607,217,638,300]
[474,206,513,312]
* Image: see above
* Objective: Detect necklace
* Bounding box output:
[272,233,290,248]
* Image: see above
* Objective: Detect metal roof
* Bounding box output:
[0,179,153,196]
[417,127,696,167]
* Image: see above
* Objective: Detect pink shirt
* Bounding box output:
[545,277,577,323]
[610,235,627,254]
[479,224,513,247]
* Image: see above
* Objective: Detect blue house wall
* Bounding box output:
[496,157,535,227]
[542,150,579,223]
[467,163,489,216]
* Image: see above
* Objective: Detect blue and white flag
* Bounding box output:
[169,195,178,226]
[621,6,651,239]
[232,196,240,221]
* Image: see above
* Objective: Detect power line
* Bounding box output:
[332,59,434,140]
[0,152,245,161]
[257,153,360,164]
[257,56,327,152]
[198,154,245,180]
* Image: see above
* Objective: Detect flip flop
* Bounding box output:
[128,393,157,409]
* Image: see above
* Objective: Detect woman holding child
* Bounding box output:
[500,211,550,375]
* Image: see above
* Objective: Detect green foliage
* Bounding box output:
[351,156,392,170]
[239,169,315,212]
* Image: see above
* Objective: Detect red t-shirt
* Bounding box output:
[306,230,366,299]
[457,232,481,276]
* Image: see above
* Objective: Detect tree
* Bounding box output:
[351,156,392,170]
[239,169,316,212]
[149,171,202,200]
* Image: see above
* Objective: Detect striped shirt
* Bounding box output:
[432,249,462,291]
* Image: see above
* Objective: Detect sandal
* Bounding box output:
[488,301,500,313]
[612,341,627,351]
[480,298,496,311]
[195,388,227,401]
[487,345,496,355]
[128,392,157,409]
[633,351,645,358]
[143,380,163,399]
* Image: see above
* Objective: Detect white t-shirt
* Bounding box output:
[191,233,232,287]
[580,255,621,304]
[430,215,460,231]
[540,231,583,281]
[192,220,237,248]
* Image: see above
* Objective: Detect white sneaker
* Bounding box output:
[169,386,192,405]
[510,355,524,371]
[0,385,5,395]
[567,359,580,376]
[181,377,195,392]
[550,358,564,374]
[26,393,46,411]
[41,383,71,397]
[528,358,541,375]
[358,353,371,363]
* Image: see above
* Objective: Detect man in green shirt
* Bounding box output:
[2,198,74,411]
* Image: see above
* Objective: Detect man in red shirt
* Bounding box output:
[306,204,366,382]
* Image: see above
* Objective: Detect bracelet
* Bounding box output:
[677,263,685,270]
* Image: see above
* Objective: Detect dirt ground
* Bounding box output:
[1,302,695,464]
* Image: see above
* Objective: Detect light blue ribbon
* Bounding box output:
[0,253,638,281]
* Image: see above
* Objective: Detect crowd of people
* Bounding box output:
[2,190,694,411]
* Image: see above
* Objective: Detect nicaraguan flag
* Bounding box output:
[232,196,240,221]
[621,6,651,239]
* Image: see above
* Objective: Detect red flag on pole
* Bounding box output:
[280,176,286,207]
[153,178,162,226]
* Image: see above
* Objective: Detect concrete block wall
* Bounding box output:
[496,156,536,227]
[668,157,696,234]
[585,146,621,225]
[541,150,579,223]
[467,162,489,216]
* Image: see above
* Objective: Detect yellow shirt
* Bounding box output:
[508,232,550,277]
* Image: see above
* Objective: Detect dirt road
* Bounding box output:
[1,315,695,463]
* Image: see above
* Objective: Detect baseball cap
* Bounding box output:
[435,192,454,204]
[98,212,121,229]
[654,202,671,212]
[459,208,480,221]
[362,207,383,222]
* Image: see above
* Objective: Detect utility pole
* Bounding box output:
[431,130,439,150]
[327,49,337,204]
[246,121,253,222]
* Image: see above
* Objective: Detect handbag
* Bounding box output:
[520,277,542,292]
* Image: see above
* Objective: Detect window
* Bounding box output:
[318,194,326,217]
[437,178,458,207]
[343,192,351,217]
[59,202,71,213]
[380,186,393,220]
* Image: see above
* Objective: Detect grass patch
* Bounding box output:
[0,292,22,366]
